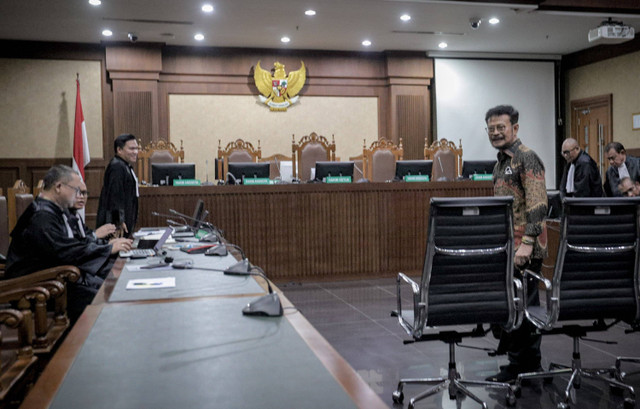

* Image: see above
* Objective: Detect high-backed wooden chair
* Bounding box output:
[363,138,404,182]
[7,181,33,234]
[217,139,262,180]
[424,138,463,181]
[292,132,336,182]
[259,153,292,180]
[136,139,185,185]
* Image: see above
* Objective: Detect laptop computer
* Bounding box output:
[119,227,173,258]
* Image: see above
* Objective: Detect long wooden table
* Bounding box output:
[138,181,493,282]
[21,250,387,409]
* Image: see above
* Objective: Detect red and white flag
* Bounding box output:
[72,78,90,181]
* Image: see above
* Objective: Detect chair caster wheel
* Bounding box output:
[506,393,516,406]
[392,391,404,404]
[513,385,521,398]
[623,398,635,409]
[557,402,569,409]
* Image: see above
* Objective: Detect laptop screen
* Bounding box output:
[153,227,173,252]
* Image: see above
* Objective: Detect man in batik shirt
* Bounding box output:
[484,104,548,383]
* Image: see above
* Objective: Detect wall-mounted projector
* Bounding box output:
[588,18,635,44]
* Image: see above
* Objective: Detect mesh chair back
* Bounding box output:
[555,197,640,322]
[423,197,515,327]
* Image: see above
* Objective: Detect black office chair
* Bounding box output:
[515,197,640,409]
[393,196,522,409]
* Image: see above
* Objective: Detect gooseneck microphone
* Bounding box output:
[152,211,188,227]
[168,209,214,232]
[226,172,239,185]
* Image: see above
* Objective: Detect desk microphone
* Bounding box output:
[170,259,282,316]
[152,211,189,227]
[169,209,215,232]
[226,172,239,185]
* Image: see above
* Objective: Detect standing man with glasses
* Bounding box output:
[559,138,603,198]
[5,165,132,321]
[603,142,640,197]
[484,105,547,384]
[97,133,140,237]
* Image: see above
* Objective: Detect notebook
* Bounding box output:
[119,227,173,258]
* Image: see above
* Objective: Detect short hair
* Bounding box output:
[42,165,77,190]
[114,133,137,154]
[604,142,625,154]
[485,105,519,125]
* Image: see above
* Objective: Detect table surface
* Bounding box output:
[20,245,387,409]
[46,297,365,409]
[109,250,265,302]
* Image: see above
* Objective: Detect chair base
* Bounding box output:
[514,361,636,409]
[392,343,515,409]
[615,356,640,382]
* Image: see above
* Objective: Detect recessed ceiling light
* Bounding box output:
[362,40,372,47]
[202,4,214,13]
[438,42,448,49]
[88,0,101,5]
[489,17,500,25]
[102,29,113,37]
[400,14,411,22]
[305,10,316,16]
[194,33,205,41]
[281,36,290,43]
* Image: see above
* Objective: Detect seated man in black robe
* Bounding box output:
[66,179,117,243]
[5,165,133,321]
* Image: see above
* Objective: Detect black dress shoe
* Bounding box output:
[486,365,520,384]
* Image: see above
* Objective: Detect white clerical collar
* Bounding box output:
[618,162,630,180]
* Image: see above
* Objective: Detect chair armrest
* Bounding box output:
[0,266,80,293]
[522,268,557,330]
[509,277,524,332]
[396,272,425,338]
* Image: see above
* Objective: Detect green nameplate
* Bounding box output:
[243,178,273,185]
[173,179,201,186]
[324,176,352,183]
[471,174,493,181]
[404,175,430,182]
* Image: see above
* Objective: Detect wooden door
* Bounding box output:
[570,94,612,176]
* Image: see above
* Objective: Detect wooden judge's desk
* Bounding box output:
[138,181,494,282]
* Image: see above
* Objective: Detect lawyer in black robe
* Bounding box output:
[6,197,115,321]
[97,155,139,237]
[559,148,603,197]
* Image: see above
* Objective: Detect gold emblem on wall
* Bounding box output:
[254,61,306,111]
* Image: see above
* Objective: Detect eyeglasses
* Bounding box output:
[61,183,84,197]
[485,124,508,134]
[561,147,578,156]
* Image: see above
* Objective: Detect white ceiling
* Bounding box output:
[1,0,639,56]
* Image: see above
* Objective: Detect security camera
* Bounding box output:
[469,18,481,30]
[128,33,138,43]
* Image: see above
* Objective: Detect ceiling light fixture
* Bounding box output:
[202,4,214,13]
[489,17,500,25]
[438,42,448,48]
[194,33,205,41]
[102,29,113,37]
[400,14,411,22]
[362,40,372,47]
[88,0,101,5]
[281,36,290,43]
[305,10,316,16]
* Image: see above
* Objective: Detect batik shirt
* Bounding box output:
[493,138,548,260]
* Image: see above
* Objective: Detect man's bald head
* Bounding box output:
[561,138,580,163]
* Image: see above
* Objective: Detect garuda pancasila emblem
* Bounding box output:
[254,60,306,111]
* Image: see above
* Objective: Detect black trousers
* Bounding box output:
[497,258,542,370]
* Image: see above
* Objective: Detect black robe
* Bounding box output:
[6,197,114,286]
[96,156,139,237]
[604,155,640,197]
[559,149,604,198]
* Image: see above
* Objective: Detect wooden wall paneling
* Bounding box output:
[113,88,155,147]
[397,94,428,160]
[137,182,493,282]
